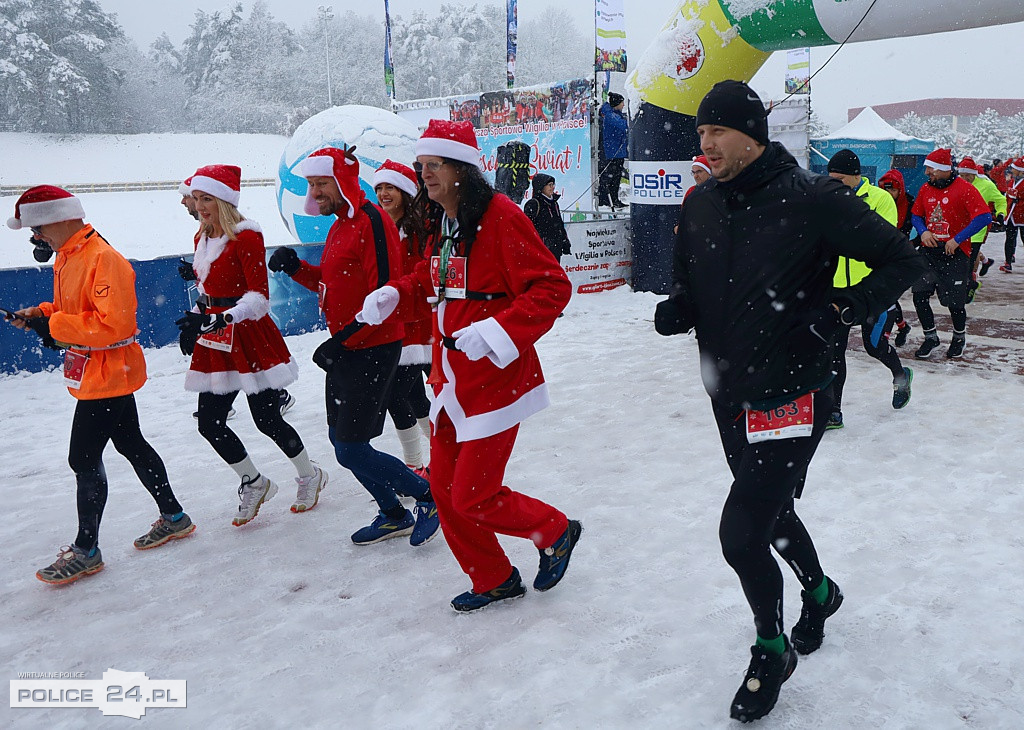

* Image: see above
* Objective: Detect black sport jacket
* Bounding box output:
[657,142,925,411]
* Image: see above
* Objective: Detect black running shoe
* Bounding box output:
[451,567,527,612]
[979,258,995,277]
[729,635,798,723]
[914,335,940,360]
[893,323,911,348]
[791,577,844,655]
[946,336,966,359]
[892,367,913,410]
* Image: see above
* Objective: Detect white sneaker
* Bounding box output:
[232,475,278,526]
[291,466,328,513]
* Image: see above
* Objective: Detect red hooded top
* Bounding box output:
[878,169,911,232]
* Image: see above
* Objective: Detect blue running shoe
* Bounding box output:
[410,501,440,547]
[451,567,526,612]
[825,411,844,430]
[533,520,583,591]
[351,510,414,545]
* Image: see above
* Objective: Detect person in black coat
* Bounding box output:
[523,173,571,262]
[655,81,925,723]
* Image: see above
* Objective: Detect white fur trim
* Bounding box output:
[1012,161,1024,172]
[374,169,418,197]
[8,197,85,229]
[178,182,191,196]
[184,359,298,395]
[190,175,240,206]
[415,137,484,169]
[472,316,519,369]
[192,233,229,284]
[957,165,976,174]
[399,344,432,365]
[692,160,711,174]
[924,160,952,171]
[225,291,270,323]
[235,219,262,233]
[299,156,355,219]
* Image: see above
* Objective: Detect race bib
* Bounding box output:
[430,255,467,299]
[745,393,814,443]
[197,323,235,352]
[63,350,89,389]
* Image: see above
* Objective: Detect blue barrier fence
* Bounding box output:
[0,244,327,375]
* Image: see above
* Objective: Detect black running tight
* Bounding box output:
[832,312,903,411]
[712,387,833,639]
[913,292,966,333]
[69,395,182,551]
[197,389,304,465]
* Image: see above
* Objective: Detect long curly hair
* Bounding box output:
[412,160,494,256]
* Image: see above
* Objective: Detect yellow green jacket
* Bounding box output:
[971,175,1008,243]
[834,178,898,288]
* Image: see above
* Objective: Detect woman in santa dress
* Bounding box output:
[176,164,327,525]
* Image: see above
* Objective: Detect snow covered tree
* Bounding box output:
[514,7,591,88]
[962,108,1010,163]
[179,4,243,94]
[808,109,830,138]
[1006,112,1024,158]
[0,0,124,132]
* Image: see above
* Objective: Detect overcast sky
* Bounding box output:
[95,0,1024,130]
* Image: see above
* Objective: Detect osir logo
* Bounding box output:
[631,161,693,205]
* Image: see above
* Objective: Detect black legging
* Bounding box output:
[598,158,625,205]
[1006,225,1020,265]
[832,311,903,411]
[913,293,967,334]
[713,387,833,639]
[197,389,304,466]
[386,364,431,430]
[69,395,182,551]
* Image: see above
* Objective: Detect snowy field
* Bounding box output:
[2,283,1024,728]
[2,133,1023,727]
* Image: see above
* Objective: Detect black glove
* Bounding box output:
[178,258,197,281]
[312,333,345,371]
[25,316,58,350]
[268,247,301,276]
[30,235,53,263]
[562,240,571,256]
[831,294,868,327]
[654,295,693,336]
[996,213,1005,225]
[178,327,198,356]
[175,312,203,356]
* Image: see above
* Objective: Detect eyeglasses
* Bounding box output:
[880,184,894,190]
[414,160,447,174]
[30,226,42,236]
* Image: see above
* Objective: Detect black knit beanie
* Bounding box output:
[695,80,769,145]
[608,92,624,107]
[827,149,861,176]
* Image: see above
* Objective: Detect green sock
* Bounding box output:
[810,576,830,604]
[755,633,785,656]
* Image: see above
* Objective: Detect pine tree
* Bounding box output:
[963,109,1010,163]
[514,7,590,88]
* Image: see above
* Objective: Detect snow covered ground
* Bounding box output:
[2,283,1024,728]
[2,133,1023,727]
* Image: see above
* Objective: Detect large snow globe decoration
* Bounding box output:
[277,105,420,243]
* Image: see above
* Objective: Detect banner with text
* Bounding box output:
[595,0,627,73]
[449,78,594,211]
[785,48,810,94]
[563,218,631,294]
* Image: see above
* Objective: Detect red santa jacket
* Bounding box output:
[390,194,571,442]
[398,230,432,365]
[291,196,405,350]
[912,177,990,255]
[1006,177,1024,227]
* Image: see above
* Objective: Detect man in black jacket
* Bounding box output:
[655,81,924,723]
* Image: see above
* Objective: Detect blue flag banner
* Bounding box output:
[384,0,396,99]
[506,0,518,89]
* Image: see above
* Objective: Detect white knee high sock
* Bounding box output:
[397,426,424,468]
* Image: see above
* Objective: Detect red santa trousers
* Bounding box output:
[430,410,568,593]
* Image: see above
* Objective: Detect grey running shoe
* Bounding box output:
[133,513,197,550]
[36,545,104,585]
[233,475,278,526]
[291,466,328,513]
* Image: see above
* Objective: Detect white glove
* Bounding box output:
[356,286,399,325]
[451,324,494,361]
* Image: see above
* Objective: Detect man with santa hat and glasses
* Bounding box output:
[5,185,195,585]
[1001,157,1024,272]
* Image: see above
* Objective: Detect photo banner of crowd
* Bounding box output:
[448,78,594,212]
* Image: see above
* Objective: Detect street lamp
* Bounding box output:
[317,5,334,107]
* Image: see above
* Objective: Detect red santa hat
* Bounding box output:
[924,148,953,172]
[296,147,360,219]
[415,119,484,169]
[692,155,711,175]
[7,185,85,230]
[189,165,241,207]
[957,157,978,175]
[1011,157,1024,172]
[373,160,419,198]
[177,176,193,197]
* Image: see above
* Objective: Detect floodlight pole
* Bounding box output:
[318,5,334,107]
